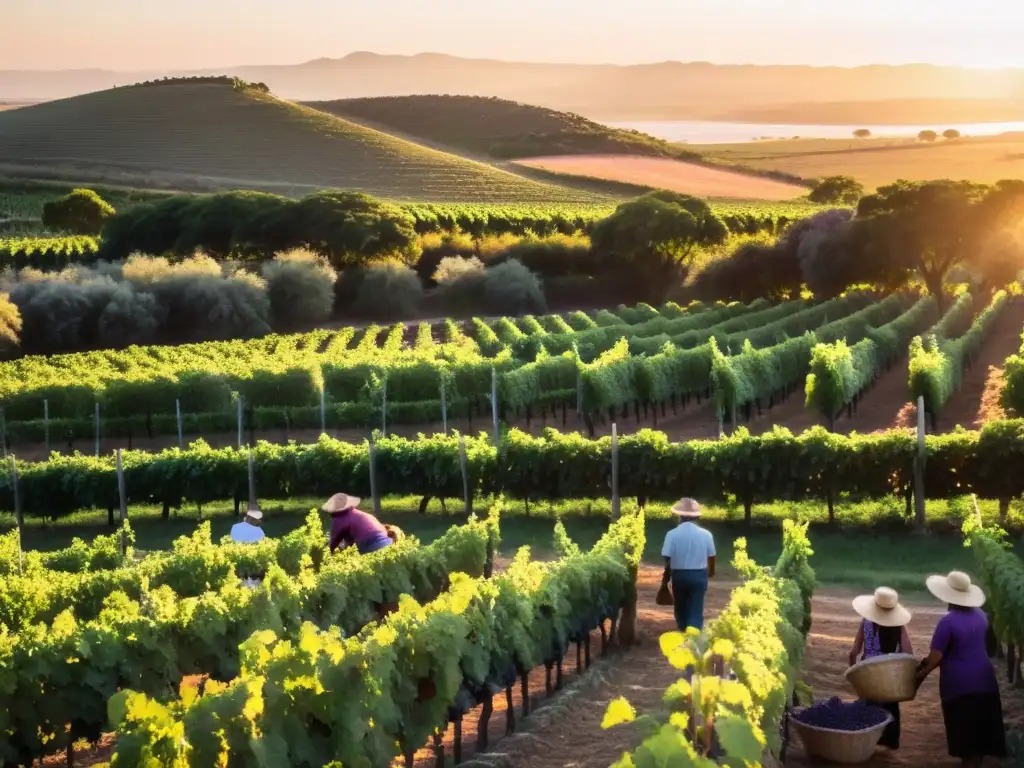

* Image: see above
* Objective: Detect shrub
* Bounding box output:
[918,130,939,142]
[415,230,477,286]
[433,257,487,315]
[0,292,21,358]
[481,259,547,315]
[434,256,485,284]
[487,234,595,277]
[8,279,104,354]
[152,271,270,342]
[943,129,962,140]
[808,176,864,205]
[94,283,163,348]
[853,128,872,138]
[349,263,424,318]
[261,249,337,330]
[41,189,115,235]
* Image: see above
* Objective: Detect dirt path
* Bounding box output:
[840,358,913,435]
[459,567,1024,768]
[940,300,1024,429]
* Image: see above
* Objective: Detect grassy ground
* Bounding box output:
[8,495,1020,595]
[0,83,602,203]
[695,133,1024,190]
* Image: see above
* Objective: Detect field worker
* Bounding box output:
[660,498,715,631]
[325,492,394,555]
[916,571,1005,767]
[848,587,913,749]
[230,506,266,543]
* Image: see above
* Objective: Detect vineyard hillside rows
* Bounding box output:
[0,291,1017,461]
[0,84,598,203]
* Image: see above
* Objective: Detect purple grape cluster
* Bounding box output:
[794,697,889,731]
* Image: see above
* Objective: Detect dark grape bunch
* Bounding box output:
[794,697,889,731]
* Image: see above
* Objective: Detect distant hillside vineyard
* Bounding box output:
[0,81,600,203]
[309,94,698,160]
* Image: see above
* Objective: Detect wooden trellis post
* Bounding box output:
[116,449,128,557]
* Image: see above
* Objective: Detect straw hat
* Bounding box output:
[926,571,986,608]
[323,493,361,513]
[671,498,702,519]
[852,587,911,627]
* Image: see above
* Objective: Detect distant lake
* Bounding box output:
[607,120,1024,145]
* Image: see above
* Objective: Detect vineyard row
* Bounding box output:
[3,420,1024,522]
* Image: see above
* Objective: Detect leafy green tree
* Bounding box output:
[590,191,727,301]
[272,191,421,269]
[41,189,115,235]
[918,130,939,142]
[854,180,990,308]
[694,241,802,302]
[808,176,864,205]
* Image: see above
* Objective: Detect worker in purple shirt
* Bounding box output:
[324,492,394,555]
[916,571,1006,767]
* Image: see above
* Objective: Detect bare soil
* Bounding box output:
[447,567,1024,768]
[940,300,1024,429]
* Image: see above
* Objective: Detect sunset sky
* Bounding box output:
[4,0,1023,71]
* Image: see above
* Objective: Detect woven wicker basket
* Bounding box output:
[845,654,919,703]
[791,710,893,764]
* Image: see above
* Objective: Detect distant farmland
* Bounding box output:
[695,134,1024,189]
[0,83,601,203]
[512,155,808,200]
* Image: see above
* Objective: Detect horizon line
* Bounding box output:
[5,50,1024,75]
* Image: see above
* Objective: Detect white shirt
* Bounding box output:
[230,521,266,544]
[662,522,715,570]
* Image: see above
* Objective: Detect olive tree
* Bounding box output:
[42,189,115,235]
[808,176,864,205]
[590,191,728,301]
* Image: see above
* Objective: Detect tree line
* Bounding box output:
[692,179,1024,309]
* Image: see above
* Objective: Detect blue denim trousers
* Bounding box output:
[359,533,393,554]
[671,568,709,631]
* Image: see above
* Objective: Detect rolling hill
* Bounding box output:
[0,80,602,202]
[307,94,698,160]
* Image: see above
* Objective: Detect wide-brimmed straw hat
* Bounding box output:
[323,493,361,513]
[852,587,911,627]
[926,571,986,608]
[671,498,702,519]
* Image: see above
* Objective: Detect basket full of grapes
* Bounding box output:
[790,697,892,764]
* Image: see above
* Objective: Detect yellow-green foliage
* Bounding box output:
[912,291,1007,418]
[605,521,813,766]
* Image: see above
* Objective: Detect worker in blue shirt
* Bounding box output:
[660,498,716,631]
